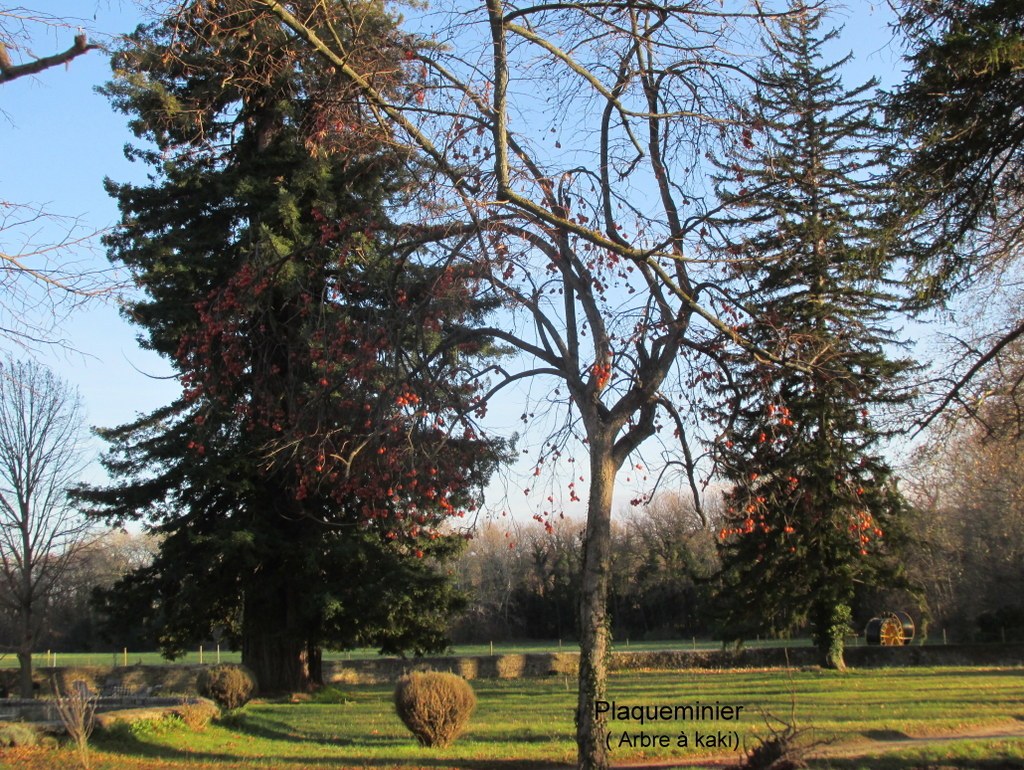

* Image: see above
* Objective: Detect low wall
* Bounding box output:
[0,695,191,723]
[2,643,1021,698]
[0,664,206,699]
[325,651,580,683]
[325,642,1024,683]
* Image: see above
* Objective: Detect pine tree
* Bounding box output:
[890,0,1024,299]
[707,5,913,669]
[76,2,503,692]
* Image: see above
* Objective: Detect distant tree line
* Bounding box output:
[450,494,720,645]
[3,450,1022,656]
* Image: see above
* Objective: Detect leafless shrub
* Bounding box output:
[52,678,97,770]
[393,671,476,748]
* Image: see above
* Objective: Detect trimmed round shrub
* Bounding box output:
[195,665,257,711]
[393,672,476,748]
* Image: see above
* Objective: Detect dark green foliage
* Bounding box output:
[706,6,913,668]
[196,665,257,710]
[77,1,504,693]
[393,672,476,748]
[976,605,1024,643]
[890,0,1024,301]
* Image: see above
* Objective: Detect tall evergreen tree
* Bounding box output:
[706,6,913,669]
[890,0,1024,300]
[76,1,503,692]
[888,1,1024,427]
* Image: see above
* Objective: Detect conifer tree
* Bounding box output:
[76,1,503,692]
[707,5,913,669]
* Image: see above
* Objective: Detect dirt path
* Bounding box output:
[606,719,1024,769]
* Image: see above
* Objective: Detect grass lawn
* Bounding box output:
[2,666,1022,769]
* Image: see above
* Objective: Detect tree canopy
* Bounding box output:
[78,0,504,693]
[707,7,913,669]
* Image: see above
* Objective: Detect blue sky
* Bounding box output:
[2,0,907,508]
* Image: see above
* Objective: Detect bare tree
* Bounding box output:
[0,358,90,697]
[0,201,113,350]
[1,7,120,350]
[246,3,806,767]
[137,2,798,766]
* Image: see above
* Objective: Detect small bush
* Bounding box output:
[310,685,352,704]
[0,722,41,747]
[195,665,257,711]
[393,671,476,748]
[176,699,218,730]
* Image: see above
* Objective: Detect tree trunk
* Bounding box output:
[241,584,318,693]
[812,599,849,671]
[17,651,33,699]
[307,641,324,688]
[576,435,617,770]
[18,605,33,698]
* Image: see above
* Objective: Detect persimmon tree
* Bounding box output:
[248,1,801,766]
[75,1,504,693]
[705,7,914,669]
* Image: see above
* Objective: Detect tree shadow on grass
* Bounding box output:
[219,711,355,746]
[94,732,570,770]
[91,718,573,770]
[821,758,1024,770]
[860,729,911,741]
[91,727,244,765]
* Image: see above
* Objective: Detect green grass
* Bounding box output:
[5,666,1016,770]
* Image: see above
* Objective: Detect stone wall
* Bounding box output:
[325,643,1024,682]
[0,664,206,698]
[2,643,1021,698]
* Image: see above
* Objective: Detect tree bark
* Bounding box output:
[18,600,33,698]
[0,34,100,85]
[576,432,617,770]
[17,652,33,699]
[241,583,318,693]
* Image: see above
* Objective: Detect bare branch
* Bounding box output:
[0,31,100,84]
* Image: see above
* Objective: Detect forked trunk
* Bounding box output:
[576,435,617,770]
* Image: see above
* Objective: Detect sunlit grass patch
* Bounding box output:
[3,666,1020,770]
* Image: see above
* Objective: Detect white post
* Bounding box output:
[199,645,204,664]
[216,644,221,664]
[123,648,128,667]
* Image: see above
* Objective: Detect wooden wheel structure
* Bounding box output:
[865,611,915,646]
